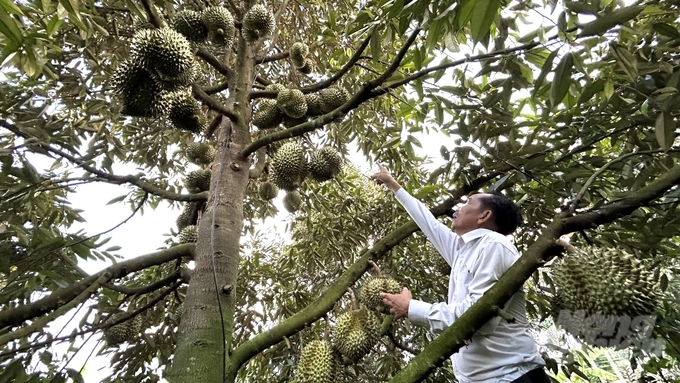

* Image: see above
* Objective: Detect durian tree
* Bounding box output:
[4,0,680,381]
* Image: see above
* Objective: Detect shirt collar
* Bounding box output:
[459,228,495,243]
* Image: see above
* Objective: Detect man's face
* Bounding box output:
[450,194,490,235]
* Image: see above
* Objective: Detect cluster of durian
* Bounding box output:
[171,7,235,47]
[242,4,275,42]
[104,315,143,347]
[550,246,660,338]
[252,84,350,130]
[112,28,207,132]
[290,42,314,74]
[333,306,382,362]
[176,201,202,232]
[263,142,342,212]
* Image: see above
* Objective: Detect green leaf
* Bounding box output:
[550,52,573,108]
[578,79,604,104]
[655,112,675,151]
[0,7,23,44]
[453,0,475,30]
[107,195,127,205]
[470,0,501,44]
[414,184,438,198]
[380,136,401,149]
[0,0,23,16]
[653,22,680,38]
[39,351,52,365]
[577,5,644,37]
[34,236,66,254]
[532,49,558,97]
[610,43,637,81]
[370,27,381,63]
[105,245,122,252]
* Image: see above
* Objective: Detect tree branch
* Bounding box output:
[248,147,267,179]
[192,84,240,122]
[0,120,208,202]
[387,163,680,383]
[228,175,495,372]
[387,330,420,355]
[368,27,421,87]
[255,51,289,65]
[0,272,111,347]
[103,269,182,295]
[204,80,231,95]
[196,47,234,79]
[140,0,164,28]
[0,244,194,329]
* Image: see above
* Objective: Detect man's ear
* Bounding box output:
[478,210,493,224]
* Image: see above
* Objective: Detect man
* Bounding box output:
[371,163,548,383]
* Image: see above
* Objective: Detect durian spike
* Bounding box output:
[368,260,382,275]
[347,287,358,310]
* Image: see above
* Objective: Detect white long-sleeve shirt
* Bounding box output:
[395,189,544,383]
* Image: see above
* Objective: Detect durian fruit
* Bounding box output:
[130,28,196,82]
[242,4,275,42]
[176,203,195,231]
[171,10,209,44]
[104,315,142,346]
[252,98,283,130]
[258,181,279,200]
[276,89,308,119]
[298,58,314,74]
[290,42,309,68]
[283,190,303,212]
[169,93,207,133]
[184,169,212,193]
[178,225,198,243]
[293,340,337,383]
[334,306,381,362]
[265,83,286,92]
[550,246,660,344]
[112,60,174,118]
[358,275,402,314]
[185,142,216,166]
[170,303,184,323]
[308,147,342,182]
[269,142,307,191]
[201,6,235,47]
[305,93,324,117]
[320,86,350,113]
[552,246,659,318]
[132,17,155,31]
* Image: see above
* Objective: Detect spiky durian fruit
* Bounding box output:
[169,93,207,133]
[283,190,303,212]
[298,58,314,74]
[201,6,234,46]
[176,203,196,231]
[242,4,275,42]
[258,181,279,200]
[552,246,660,318]
[112,60,175,118]
[277,89,308,118]
[185,142,216,166]
[290,42,309,68]
[252,98,283,129]
[305,93,324,117]
[270,142,307,191]
[358,275,402,314]
[334,306,381,362]
[320,86,350,113]
[130,28,196,82]
[132,17,154,31]
[308,147,342,182]
[104,322,131,346]
[294,340,337,383]
[171,10,209,44]
[265,83,286,92]
[178,225,198,243]
[184,169,212,193]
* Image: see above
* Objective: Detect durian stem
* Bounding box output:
[323,314,331,341]
[555,239,576,254]
[491,306,515,323]
[283,336,291,349]
[347,287,358,310]
[368,260,382,275]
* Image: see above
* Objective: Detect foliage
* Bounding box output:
[2,0,680,382]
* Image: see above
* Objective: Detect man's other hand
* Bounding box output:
[380,287,411,319]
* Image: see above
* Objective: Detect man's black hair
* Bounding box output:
[478,191,522,235]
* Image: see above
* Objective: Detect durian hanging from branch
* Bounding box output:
[242,4,275,43]
[333,288,382,363]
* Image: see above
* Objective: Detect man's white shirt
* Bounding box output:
[395,189,544,383]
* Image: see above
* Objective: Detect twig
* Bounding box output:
[255,51,289,64]
[368,260,381,275]
[192,84,240,122]
[387,331,420,355]
[103,269,181,295]
[369,27,421,87]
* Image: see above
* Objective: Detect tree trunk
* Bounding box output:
[168,36,254,383]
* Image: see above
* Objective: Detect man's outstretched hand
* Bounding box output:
[370,163,401,192]
[380,287,411,319]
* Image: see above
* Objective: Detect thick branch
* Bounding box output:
[0,119,207,202]
[204,80,231,95]
[192,84,240,122]
[228,176,495,372]
[255,51,289,64]
[0,244,194,329]
[0,273,111,347]
[196,47,234,79]
[388,163,680,382]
